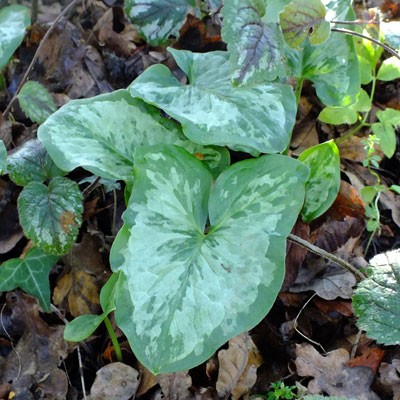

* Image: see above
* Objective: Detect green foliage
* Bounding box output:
[298,140,340,222]
[377,56,400,81]
[18,81,57,124]
[353,249,400,345]
[372,108,400,159]
[0,139,6,174]
[0,247,58,311]
[0,5,30,70]
[267,381,297,399]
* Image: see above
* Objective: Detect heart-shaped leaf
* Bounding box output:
[279,0,330,49]
[0,5,30,70]
[18,81,57,124]
[0,247,58,311]
[221,0,285,85]
[353,249,400,345]
[110,144,308,373]
[124,0,196,45]
[285,0,360,106]
[38,90,229,181]
[130,48,296,154]
[18,177,83,255]
[299,140,340,222]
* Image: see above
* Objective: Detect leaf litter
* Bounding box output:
[0,0,399,398]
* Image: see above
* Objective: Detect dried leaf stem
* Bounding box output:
[288,233,367,281]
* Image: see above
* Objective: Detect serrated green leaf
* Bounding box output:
[111,144,308,373]
[0,247,58,311]
[299,140,340,222]
[130,48,296,154]
[124,0,196,45]
[18,81,57,124]
[286,0,360,107]
[353,249,400,345]
[6,139,61,185]
[376,107,400,126]
[318,107,358,125]
[221,0,285,85]
[0,5,30,70]
[279,0,330,49]
[377,56,400,81]
[0,139,6,175]
[372,122,396,159]
[18,177,83,255]
[38,89,228,181]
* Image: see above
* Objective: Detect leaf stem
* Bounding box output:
[104,315,123,362]
[288,233,367,280]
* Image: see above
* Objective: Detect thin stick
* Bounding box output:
[288,233,367,281]
[331,27,400,60]
[2,0,80,119]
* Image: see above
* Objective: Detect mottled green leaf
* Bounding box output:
[18,177,83,255]
[124,0,196,45]
[299,140,340,222]
[279,0,330,49]
[353,249,400,345]
[0,139,6,175]
[0,5,30,70]
[221,0,285,85]
[377,56,400,81]
[372,122,396,159]
[38,89,228,181]
[111,144,308,373]
[286,0,360,106]
[7,139,63,186]
[130,49,296,154]
[0,247,58,311]
[18,81,57,124]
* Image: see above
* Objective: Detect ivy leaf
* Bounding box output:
[299,141,340,222]
[353,249,400,345]
[221,0,285,85]
[18,177,83,255]
[18,81,57,124]
[111,144,308,373]
[0,139,6,175]
[279,0,330,49]
[0,247,58,312]
[38,89,229,182]
[0,5,30,70]
[124,0,196,45]
[285,0,360,107]
[130,48,296,154]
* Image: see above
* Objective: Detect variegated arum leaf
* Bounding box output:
[0,139,6,175]
[298,140,340,222]
[38,89,229,182]
[18,81,57,124]
[18,176,83,255]
[130,48,296,154]
[279,0,330,49]
[64,272,119,342]
[0,247,58,312]
[110,144,309,373]
[221,0,285,85]
[285,0,360,107]
[124,0,196,45]
[7,139,64,186]
[353,249,400,345]
[0,5,30,70]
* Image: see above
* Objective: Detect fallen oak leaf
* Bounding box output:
[157,371,194,399]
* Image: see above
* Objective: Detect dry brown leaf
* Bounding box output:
[338,135,369,162]
[216,333,262,400]
[136,362,158,397]
[0,292,68,399]
[295,343,379,399]
[347,347,385,373]
[157,371,194,400]
[89,362,139,400]
[379,359,400,400]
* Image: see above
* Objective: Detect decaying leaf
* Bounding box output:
[157,371,194,399]
[379,359,400,400]
[295,343,379,398]
[0,292,68,399]
[216,333,262,400]
[89,362,139,400]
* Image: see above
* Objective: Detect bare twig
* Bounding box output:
[2,0,80,119]
[288,233,367,281]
